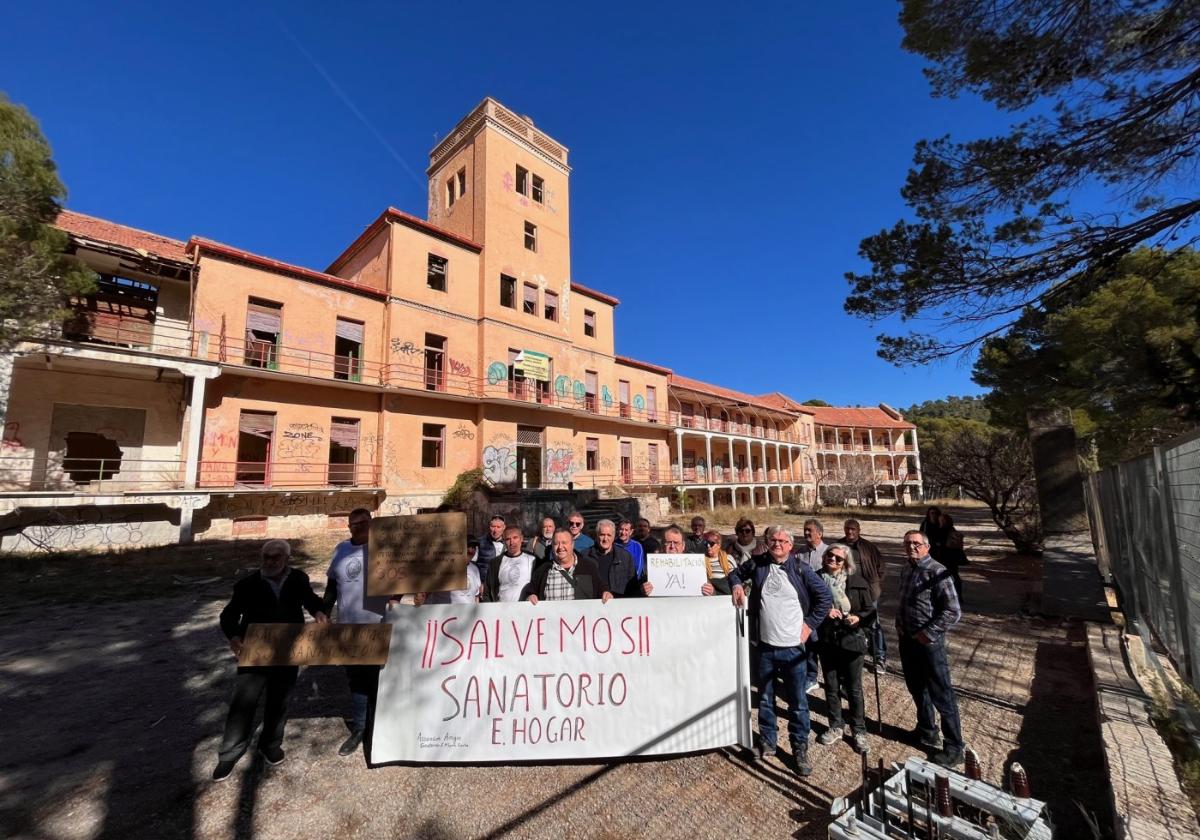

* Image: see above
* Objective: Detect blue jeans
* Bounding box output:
[898,635,963,751]
[756,642,812,748]
[346,665,379,733]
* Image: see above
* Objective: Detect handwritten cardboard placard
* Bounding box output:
[367,512,469,597]
[646,553,709,596]
[238,623,392,666]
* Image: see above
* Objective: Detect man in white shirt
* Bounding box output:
[323,508,386,757]
[483,527,536,602]
[425,552,482,604]
[792,518,828,693]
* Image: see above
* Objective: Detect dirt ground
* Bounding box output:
[0,508,1112,839]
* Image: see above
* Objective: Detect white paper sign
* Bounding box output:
[646,553,709,596]
[372,598,752,763]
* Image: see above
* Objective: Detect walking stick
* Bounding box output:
[872,646,883,736]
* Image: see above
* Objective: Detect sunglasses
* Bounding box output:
[569,522,584,527]
[705,540,720,547]
[827,555,846,564]
[737,527,754,533]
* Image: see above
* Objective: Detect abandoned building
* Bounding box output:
[0,97,921,551]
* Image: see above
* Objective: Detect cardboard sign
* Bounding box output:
[646,553,709,596]
[238,622,392,666]
[367,512,469,597]
[372,598,752,763]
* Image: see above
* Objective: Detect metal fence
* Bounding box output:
[1084,427,1200,691]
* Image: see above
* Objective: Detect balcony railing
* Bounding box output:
[669,465,801,485]
[0,456,381,493]
[668,412,800,443]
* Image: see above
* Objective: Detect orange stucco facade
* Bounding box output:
[0,97,918,550]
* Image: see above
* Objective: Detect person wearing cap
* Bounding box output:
[212,539,328,781]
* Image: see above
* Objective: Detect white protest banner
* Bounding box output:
[372,598,752,763]
[646,553,708,597]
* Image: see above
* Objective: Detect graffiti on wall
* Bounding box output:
[448,358,471,377]
[211,491,380,520]
[544,448,574,485]
[554,376,570,397]
[601,385,613,409]
[486,362,508,385]
[360,433,397,471]
[2,422,23,450]
[391,339,420,356]
[482,445,517,485]
[279,422,326,463]
[633,394,645,412]
[452,425,475,440]
[2,508,147,554]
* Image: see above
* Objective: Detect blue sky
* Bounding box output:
[5,2,1017,408]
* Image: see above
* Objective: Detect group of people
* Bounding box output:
[212,508,966,783]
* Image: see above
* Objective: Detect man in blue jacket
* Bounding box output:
[730,526,832,777]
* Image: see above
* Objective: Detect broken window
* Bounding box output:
[586,438,599,471]
[427,254,447,292]
[245,299,282,369]
[531,174,544,203]
[447,176,456,208]
[328,417,360,485]
[646,385,658,422]
[583,309,596,338]
[424,333,446,391]
[585,370,598,413]
[64,274,158,349]
[500,274,517,309]
[621,441,632,483]
[507,347,526,398]
[524,221,537,252]
[522,283,538,315]
[63,431,123,484]
[236,410,275,486]
[619,380,631,418]
[421,423,444,468]
[333,318,364,381]
[516,165,528,196]
[457,167,467,199]
[544,290,558,322]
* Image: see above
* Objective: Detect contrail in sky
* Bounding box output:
[275,18,426,190]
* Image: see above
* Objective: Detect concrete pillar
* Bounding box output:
[705,433,713,484]
[0,353,14,430]
[1027,407,1088,533]
[707,487,714,510]
[183,374,208,490]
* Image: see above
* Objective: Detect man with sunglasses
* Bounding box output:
[725,517,764,563]
[897,530,964,767]
[730,527,832,777]
[565,510,594,551]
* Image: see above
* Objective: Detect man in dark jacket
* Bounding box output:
[730,526,832,777]
[213,539,328,781]
[524,529,610,603]
[525,516,558,564]
[838,518,887,671]
[474,515,506,580]
[584,519,644,597]
[634,517,660,555]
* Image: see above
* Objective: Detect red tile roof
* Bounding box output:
[571,281,620,307]
[187,237,388,300]
[805,405,914,429]
[326,207,483,273]
[615,355,672,376]
[54,209,189,262]
[670,374,802,415]
[756,392,815,414]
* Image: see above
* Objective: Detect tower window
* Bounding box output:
[524,221,537,252]
[516,165,528,196]
[457,167,467,198]
[500,275,517,309]
[531,174,544,203]
[584,310,596,338]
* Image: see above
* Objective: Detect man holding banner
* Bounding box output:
[730,527,832,777]
[525,529,610,603]
[324,508,386,757]
[213,539,328,781]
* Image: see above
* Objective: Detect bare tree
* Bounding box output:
[923,424,1043,553]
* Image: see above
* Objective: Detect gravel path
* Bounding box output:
[0,513,1111,839]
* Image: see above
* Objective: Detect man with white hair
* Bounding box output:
[213,539,328,781]
[583,518,642,597]
[730,526,832,777]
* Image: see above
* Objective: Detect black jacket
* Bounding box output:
[818,570,877,652]
[583,544,643,597]
[474,535,503,580]
[522,557,606,601]
[219,568,324,640]
[728,554,833,645]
